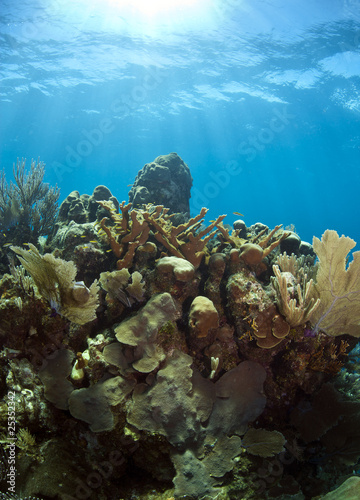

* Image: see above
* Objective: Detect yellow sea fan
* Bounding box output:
[310,230,360,337]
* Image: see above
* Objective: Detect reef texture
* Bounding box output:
[1,153,360,500]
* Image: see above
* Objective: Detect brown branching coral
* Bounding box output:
[144,205,226,268]
[253,224,289,256]
[97,201,226,269]
[97,200,150,269]
[217,221,289,265]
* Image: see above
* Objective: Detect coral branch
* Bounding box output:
[99,202,225,269]
[272,264,320,327]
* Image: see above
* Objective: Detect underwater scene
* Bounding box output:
[1,0,360,499]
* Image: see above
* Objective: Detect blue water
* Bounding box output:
[1,0,360,247]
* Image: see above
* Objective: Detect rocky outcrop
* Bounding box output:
[128,152,193,215]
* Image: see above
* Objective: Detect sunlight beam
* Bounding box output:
[110,0,203,18]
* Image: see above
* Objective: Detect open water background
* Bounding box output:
[1,0,360,246]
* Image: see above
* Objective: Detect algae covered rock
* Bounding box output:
[128,152,193,215]
[45,185,120,277]
[57,184,119,224]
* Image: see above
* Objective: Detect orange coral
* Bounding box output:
[253,224,289,258]
[144,206,226,268]
[97,201,150,269]
[98,201,226,269]
[217,221,289,266]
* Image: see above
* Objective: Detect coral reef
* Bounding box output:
[128,350,266,498]
[2,154,360,500]
[45,185,120,282]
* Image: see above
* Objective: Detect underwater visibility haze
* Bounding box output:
[1,1,360,500]
[1,0,360,242]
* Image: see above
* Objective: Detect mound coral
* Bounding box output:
[188,296,219,338]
